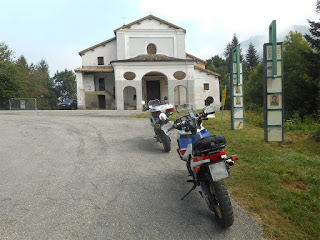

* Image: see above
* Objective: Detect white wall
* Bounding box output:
[81,40,117,66]
[112,61,194,110]
[116,18,186,60]
[128,37,174,57]
[76,72,85,109]
[194,70,220,109]
[83,74,95,91]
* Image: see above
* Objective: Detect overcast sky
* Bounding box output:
[0,0,318,76]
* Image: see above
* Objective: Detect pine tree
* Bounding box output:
[304,0,320,51]
[304,0,320,117]
[245,43,259,70]
[224,34,242,70]
[243,42,260,81]
[0,42,14,62]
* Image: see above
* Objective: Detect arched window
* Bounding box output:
[147,43,157,55]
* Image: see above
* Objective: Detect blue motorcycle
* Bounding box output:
[171,100,238,228]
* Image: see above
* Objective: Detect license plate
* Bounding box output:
[161,122,173,135]
[208,161,229,181]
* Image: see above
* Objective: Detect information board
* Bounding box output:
[230,46,244,130]
[263,42,284,142]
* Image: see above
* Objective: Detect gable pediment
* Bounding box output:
[114,15,186,33]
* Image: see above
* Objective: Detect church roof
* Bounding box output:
[186,53,207,64]
[194,65,221,77]
[110,54,194,63]
[78,37,116,55]
[114,15,186,33]
[74,67,114,73]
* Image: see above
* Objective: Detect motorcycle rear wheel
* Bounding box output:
[160,131,171,152]
[208,179,234,228]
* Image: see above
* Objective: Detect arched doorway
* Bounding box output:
[142,72,168,103]
[123,86,137,110]
[174,85,187,106]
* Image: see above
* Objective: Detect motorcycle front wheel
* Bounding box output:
[207,178,234,228]
[160,130,171,152]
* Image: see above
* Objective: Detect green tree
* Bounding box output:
[0,42,14,62]
[283,31,316,118]
[224,34,243,71]
[244,62,264,112]
[37,59,58,109]
[206,55,228,74]
[0,43,25,109]
[206,55,230,109]
[243,42,260,81]
[304,0,320,50]
[53,69,76,102]
[304,0,320,117]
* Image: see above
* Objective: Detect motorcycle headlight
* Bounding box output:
[68,103,71,105]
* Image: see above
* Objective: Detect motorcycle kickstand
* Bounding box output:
[181,183,197,200]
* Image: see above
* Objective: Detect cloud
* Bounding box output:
[139,0,318,57]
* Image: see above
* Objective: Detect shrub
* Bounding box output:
[245,110,264,128]
[313,125,320,142]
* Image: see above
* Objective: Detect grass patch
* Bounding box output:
[204,110,320,240]
[130,112,149,118]
[132,109,320,239]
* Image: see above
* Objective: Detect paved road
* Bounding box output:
[0,110,263,240]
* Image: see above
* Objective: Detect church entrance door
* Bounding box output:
[98,95,106,109]
[146,81,160,102]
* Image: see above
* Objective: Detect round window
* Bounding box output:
[173,71,186,80]
[123,72,136,80]
[147,43,157,55]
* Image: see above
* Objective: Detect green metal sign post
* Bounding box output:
[264,20,284,142]
[230,45,244,130]
[269,20,277,77]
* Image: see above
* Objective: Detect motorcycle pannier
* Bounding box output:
[193,135,226,156]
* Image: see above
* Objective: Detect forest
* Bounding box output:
[0,46,76,110]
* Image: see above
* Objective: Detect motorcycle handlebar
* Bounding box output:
[174,109,213,130]
[142,106,150,111]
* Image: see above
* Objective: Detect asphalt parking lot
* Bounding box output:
[0,110,264,239]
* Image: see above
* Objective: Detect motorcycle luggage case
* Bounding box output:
[193,135,226,156]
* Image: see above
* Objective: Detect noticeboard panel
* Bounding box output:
[234,108,244,119]
[267,111,282,125]
[264,42,284,142]
[267,127,283,142]
[234,85,243,96]
[267,94,282,109]
[267,61,282,77]
[267,78,282,93]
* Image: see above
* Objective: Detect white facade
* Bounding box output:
[75,15,220,110]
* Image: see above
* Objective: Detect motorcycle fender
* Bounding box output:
[161,122,173,136]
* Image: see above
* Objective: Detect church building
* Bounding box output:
[75,15,220,110]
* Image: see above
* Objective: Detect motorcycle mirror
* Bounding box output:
[141,101,146,105]
[207,113,216,118]
[204,106,215,118]
[159,113,167,121]
[205,96,214,106]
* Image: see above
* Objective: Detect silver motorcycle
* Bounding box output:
[142,99,174,152]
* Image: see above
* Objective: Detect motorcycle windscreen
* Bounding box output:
[161,122,173,135]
